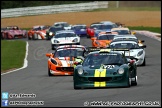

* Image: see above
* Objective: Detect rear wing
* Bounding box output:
[57,45,86,50]
[86,47,107,53]
[86,47,130,56]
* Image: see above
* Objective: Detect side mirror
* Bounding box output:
[46,53,51,57]
[130,60,135,64]
[127,58,135,64]
[140,45,146,48]
[74,61,82,65]
[83,51,89,57]
[140,40,145,43]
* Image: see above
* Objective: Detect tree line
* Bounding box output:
[1,1,93,9]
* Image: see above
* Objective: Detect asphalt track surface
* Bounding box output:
[1,34,161,107]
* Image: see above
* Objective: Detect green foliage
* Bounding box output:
[128,26,161,34]
[1,1,93,9]
[1,40,26,71]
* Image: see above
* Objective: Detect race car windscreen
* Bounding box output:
[110,42,140,49]
[98,35,115,40]
[90,24,113,30]
[82,53,125,66]
[49,27,64,32]
[73,25,86,30]
[54,48,84,57]
[112,30,130,35]
[55,33,76,38]
[62,23,70,27]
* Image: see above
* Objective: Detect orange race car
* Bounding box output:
[111,27,136,35]
[91,31,118,48]
[28,25,50,40]
[46,45,87,76]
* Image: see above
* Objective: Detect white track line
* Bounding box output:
[1,42,29,75]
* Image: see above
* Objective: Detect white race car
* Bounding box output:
[113,35,145,47]
[51,30,80,50]
[109,40,146,66]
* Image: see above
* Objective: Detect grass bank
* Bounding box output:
[128,26,161,34]
[1,40,26,72]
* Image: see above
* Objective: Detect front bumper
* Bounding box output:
[49,67,74,75]
[74,74,129,88]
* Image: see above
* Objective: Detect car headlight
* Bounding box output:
[49,32,53,36]
[54,40,59,43]
[137,50,143,56]
[72,38,78,42]
[78,68,83,75]
[118,68,124,74]
[51,59,57,65]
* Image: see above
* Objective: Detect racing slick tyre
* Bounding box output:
[51,44,55,50]
[131,76,137,86]
[28,34,32,40]
[74,84,81,90]
[46,36,50,40]
[126,74,131,87]
[87,35,90,38]
[33,33,38,40]
[1,33,4,40]
[141,58,146,66]
[48,68,53,76]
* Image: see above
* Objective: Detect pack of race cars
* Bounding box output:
[2,21,147,89]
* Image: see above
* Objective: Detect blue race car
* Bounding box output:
[71,24,87,37]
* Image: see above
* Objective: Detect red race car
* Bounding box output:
[87,22,118,38]
[28,25,50,40]
[1,26,27,39]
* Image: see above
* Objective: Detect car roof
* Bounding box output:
[72,24,86,27]
[100,21,113,23]
[110,40,138,44]
[111,27,129,31]
[54,22,68,24]
[55,30,75,34]
[89,50,123,55]
[100,21,115,25]
[114,35,137,38]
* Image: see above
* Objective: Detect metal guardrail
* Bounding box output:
[1,1,108,18]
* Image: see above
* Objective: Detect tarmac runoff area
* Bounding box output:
[133,30,161,42]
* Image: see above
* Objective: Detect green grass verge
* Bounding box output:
[128,26,161,34]
[1,40,26,72]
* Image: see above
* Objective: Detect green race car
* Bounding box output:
[73,49,137,89]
